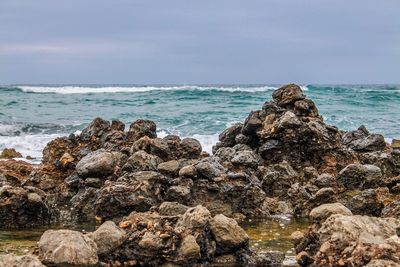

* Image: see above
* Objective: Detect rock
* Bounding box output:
[178,165,197,178]
[366,259,400,267]
[392,139,400,150]
[0,160,33,185]
[210,214,249,253]
[314,173,336,188]
[245,251,285,267]
[80,117,110,141]
[196,157,226,179]
[0,148,22,159]
[0,186,50,229]
[128,119,157,141]
[242,111,263,135]
[347,189,383,216]
[295,215,400,266]
[177,205,211,229]
[88,221,126,255]
[231,150,260,167]
[218,123,243,147]
[180,138,202,158]
[158,201,189,216]
[39,229,98,266]
[157,160,180,175]
[309,203,352,222]
[76,149,116,178]
[294,99,319,117]
[381,200,400,218]
[178,234,201,262]
[122,150,162,172]
[337,163,382,189]
[59,152,75,168]
[342,125,369,146]
[84,177,102,188]
[0,254,45,267]
[272,84,305,107]
[166,185,191,201]
[350,134,386,152]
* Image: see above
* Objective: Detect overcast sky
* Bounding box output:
[0,0,399,84]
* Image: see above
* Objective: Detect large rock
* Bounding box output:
[0,148,22,159]
[122,150,162,172]
[309,203,352,222]
[76,149,116,178]
[177,205,212,229]
[127,119,157,141]
[0,254,45,267]
[272,84,305,107]
[294,215,400,266]
[0,186,50,229]
[196,157,226,179]
[88,221,126,255]
[337,163,382,189]
[38,229,98,266]
[210,214,249,253]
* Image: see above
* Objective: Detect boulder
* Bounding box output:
[178,165,197,178]
[0,148,22,159]
[218,123,243,147]
[122,150,162,172]
[177,205,211,229]
[158,201,189,216]
[309,203,352,222]
[210,214,249,253]
[351,134,386,152]
[38,230,98,266]
[346,189,383,216]
[127,119,157,141]
[88,221,126,255]
[196,157,226,179]
[180,138,202,158]
[231,150,260,167]
[76,149,116,178]
[0,254,45,267]
[272,84,305,107]
[157,160,180,176]
[80,117,110,141]
[337,163,382,189]
[177,234,201,262]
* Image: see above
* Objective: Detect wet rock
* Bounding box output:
[127,119,157,141]
[309,203,352,222]
[0,186,50,229]
[0,148,22,159]
[122,150,162,172]
[76,149,116,178]
[337,163,382,189]
[0,254,45,267]
[39,229,98,266]
[245,251,285,267]
[272,83,305,107]
[157,160,180,176]
[295,214,400,266]
[210,214,249,253]
[196,157,226,179]
[158,201,189,216]
[88,221,126,256]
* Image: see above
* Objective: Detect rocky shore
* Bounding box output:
[0,84,399,266]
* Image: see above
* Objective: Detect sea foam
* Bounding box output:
[17,85,308,94]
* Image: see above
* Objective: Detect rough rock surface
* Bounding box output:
[0,254,46,267]
[38,229,98,266]
[88,221,126,256]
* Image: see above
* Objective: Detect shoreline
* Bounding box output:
[0,84,399,266]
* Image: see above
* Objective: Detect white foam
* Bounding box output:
[18,85,280,94]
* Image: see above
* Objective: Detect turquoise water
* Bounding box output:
[0,85,399,159]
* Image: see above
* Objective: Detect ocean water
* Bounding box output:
[0,85,399,161]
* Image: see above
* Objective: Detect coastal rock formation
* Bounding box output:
[293,213,400,266]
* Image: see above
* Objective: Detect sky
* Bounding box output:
[0,0,399,84]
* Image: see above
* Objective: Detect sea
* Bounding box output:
[0,85,399,162]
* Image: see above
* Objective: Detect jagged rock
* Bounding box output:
[180,138,202,158]
[218,123,243,147]
[210,214,249,253]
[0,254,45,267]
[122,150,162,172]
[309,203,352,222]
[166,185,191,201]
[346,189,383,216]
[39,230,98,266]
[337,163,382,189]
[0,159,33,186]
[0,148,22,159]
[242,111,263,135]
[294,215,400,266]
[177,234,201,262]
[158,201,189,216]
[343,126,386,152]
[80,117,110,141]
[366,260,400,267]
[0,186,50,229]
[76,149,116,178]
[314,173,336,188]
[196,157,226,179]
[381,200,400,218]
[127,119,157,141]
[88,221,126,255]
[272,84,306,107]
[231,150,260,167]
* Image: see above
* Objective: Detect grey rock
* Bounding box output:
[309,203,352,222]
[158,201,189,216]
[76,149,116,178]
[0,254,45,267]
[122,150,162,172]
[88,221,125,255]
[337,164,382,189]
[157,160,180,176]
[196,157,226,179]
